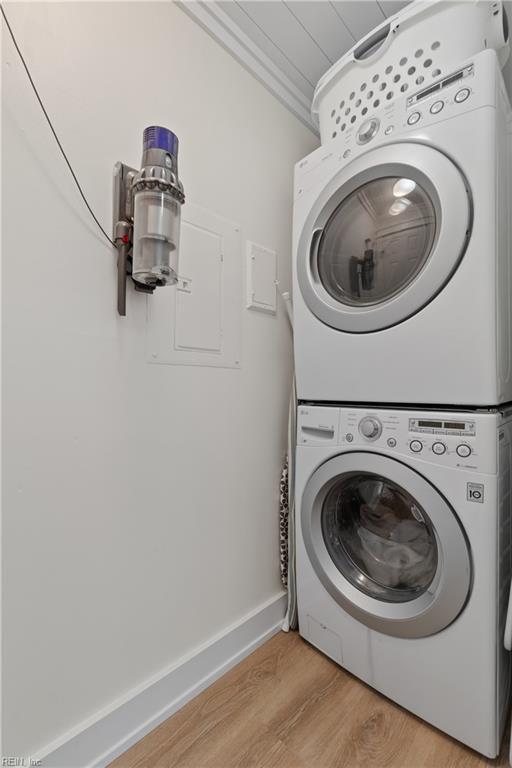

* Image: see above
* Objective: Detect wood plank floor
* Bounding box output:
[110,631,510,768]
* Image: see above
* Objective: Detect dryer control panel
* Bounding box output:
[297,405,498,475]
[294,48,500,198]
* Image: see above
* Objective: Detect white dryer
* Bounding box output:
[293,49,512,406]
[296,403,512,757]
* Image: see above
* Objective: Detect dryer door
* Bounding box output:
[301,452,471,638]
[297,143,471,333]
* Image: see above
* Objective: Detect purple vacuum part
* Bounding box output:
[143,126,179,157]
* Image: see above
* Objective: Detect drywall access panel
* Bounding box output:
[147,203,241,368]
[246,240,277,314]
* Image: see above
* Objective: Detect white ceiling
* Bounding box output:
[180,1,411,131]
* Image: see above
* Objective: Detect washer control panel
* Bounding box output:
[297,406,496,474]
[407,416,476,461]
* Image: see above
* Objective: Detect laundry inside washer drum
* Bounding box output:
[321,473,438,601]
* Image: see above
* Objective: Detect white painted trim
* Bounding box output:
[36,592,287,768]
[177,1,318,134]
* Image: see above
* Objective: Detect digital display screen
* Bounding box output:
[417,83,440,101]
[443,71,464,87]
[416,420,466,429]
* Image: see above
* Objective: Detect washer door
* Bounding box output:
[301,453,471,638]
[297,143,471,333]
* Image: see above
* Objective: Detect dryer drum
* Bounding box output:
[297,143,471,334]
[317,176,436,308]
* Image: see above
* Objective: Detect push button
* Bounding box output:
[456,444,471,458]
[410,440,423,453]
[407,111,421,126]
[432,442,446,455]
[430,100,444,114]
[455,88,470,103]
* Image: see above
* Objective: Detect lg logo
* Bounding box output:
[467,483,484,503]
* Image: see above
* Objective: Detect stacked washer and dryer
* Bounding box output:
[291,0,512,758]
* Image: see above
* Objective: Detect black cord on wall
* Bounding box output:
[0,3,115,247]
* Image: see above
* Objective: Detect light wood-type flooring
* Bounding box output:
[110,630,510,768]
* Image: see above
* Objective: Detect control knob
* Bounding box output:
[357,118,380,144]
[359,417,382,440]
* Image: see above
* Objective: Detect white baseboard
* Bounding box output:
[37,592,287,768]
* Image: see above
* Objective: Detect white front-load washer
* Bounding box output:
[296,403,512,757]
[292,49,512,406]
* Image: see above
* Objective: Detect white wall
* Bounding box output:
[2,1,317,759]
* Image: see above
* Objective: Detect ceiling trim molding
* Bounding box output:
[178,1,318,134]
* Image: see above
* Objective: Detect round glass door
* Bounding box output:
[297,143,471,333]
[322,472,438,603]
[301,453,471,638]
[318,177,436,307]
